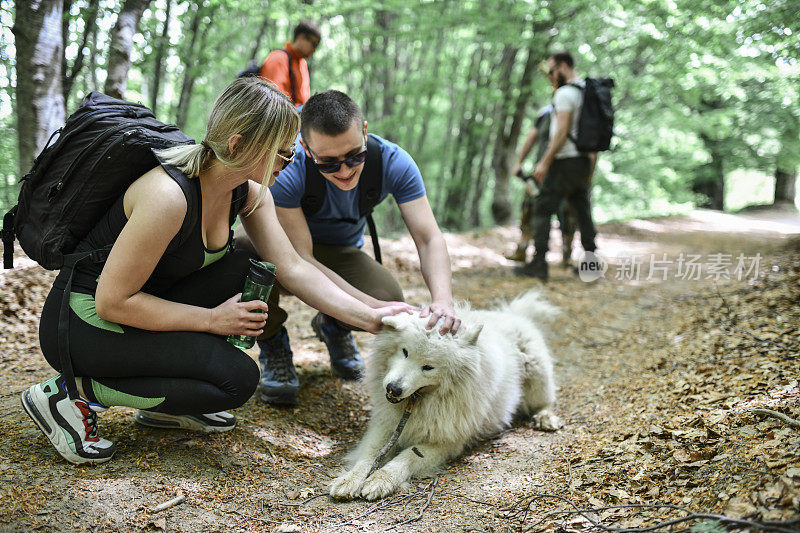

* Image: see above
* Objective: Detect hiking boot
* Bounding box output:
[257,327,299,405]
[505,245,528,262]
[311,313,364,380]
[514,254,549,281]
[561,245,572,268]
[21,375,115,464]
[134,410,236,433]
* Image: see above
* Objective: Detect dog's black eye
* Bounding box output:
[402,348,409,358]
[422,365,434,371]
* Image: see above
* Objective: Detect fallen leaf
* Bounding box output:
[273,525,301,533]
[785,468,800,478]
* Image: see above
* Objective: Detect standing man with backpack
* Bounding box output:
[259,20,321,107]
[240,90,461,406]
[509,104,579,268]
[517,51,610,280]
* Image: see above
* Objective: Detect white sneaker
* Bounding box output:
[21,375,115,464]
[134,410,237,433]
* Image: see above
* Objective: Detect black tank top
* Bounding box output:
[55,163,249,295]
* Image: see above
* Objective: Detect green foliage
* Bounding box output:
[1,0,799,221]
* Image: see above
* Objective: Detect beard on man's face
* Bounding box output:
[555,71,567,87]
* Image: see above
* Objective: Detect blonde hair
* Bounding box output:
[156,77,299,207]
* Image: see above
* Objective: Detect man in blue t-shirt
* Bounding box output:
[251,90,460,405]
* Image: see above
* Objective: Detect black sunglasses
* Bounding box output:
[307,143,368,174]
[276,146,296,170]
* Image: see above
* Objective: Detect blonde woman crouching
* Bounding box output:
[22,78,413,464]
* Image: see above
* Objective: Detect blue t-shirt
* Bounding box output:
[270,134,426,247]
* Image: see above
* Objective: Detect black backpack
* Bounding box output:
[237,59,261,78]
[567,78,615,152]
[301,135,384,263]
[2,91,194,270]
[0,91,194,400]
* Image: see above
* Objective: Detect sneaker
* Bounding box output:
[20,375,115,464]
[257,327,299,405]
[514,254,548,280]
[311,313,364,380]
[134,410,236,433]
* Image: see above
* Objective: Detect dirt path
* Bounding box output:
[1,209,799,532]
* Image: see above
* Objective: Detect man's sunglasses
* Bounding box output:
[276,146,296,170]
[307,140,368,174]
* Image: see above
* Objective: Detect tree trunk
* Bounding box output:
[60,0,73,99]
[696,134,725,210]
[377,10,396,128]
[150,0,173,114]
[104,0,151,99]
[249,15,272,60]
[63,0,100,101]
[774,168,797,205]
[439,46,483,221]
[175,4,216,129]
[443,46,493,228]
[361,37,373,118]
[13,0,66,174]
[487,44,519,225]
[86,18,100,91]
[491,35,542,225]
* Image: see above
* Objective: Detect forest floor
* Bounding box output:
[1,207,799,533]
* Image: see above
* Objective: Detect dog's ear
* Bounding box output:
[381,315,407,330]
[461,323,483,345]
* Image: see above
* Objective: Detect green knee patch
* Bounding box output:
[90,380,165,410]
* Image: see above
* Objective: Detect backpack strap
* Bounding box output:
[301,135,384,263]
[564,82,585,149]
[58,247,112,399]
[2,205,17,269]
[282,49,298,104]
[154,153,201,252]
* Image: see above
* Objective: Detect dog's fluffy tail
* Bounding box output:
[504,290,559,323]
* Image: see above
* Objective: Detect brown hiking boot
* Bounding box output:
[505,245,528,262]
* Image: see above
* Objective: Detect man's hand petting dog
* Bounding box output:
[419,301,460,335]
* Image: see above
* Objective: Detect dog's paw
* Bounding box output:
[361,469,403,501]
[532,410,562,431]
[330,470,369,500]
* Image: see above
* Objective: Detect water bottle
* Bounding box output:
[226,259,277,349]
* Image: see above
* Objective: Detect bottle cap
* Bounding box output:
[248,258,277,286]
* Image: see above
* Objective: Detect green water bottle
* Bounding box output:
[227,259,277,349]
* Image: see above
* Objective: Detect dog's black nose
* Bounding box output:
[386,382,403,398]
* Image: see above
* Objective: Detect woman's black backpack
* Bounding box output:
[1,92,195,401]
[2,91,194,270]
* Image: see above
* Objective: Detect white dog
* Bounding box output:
[330,291,562,501]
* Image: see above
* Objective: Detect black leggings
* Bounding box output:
[38,251,259,415]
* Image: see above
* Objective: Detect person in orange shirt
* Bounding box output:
[259,20,321,107]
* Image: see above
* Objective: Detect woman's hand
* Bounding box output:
[365,303,417,334]
[207,293,270,337]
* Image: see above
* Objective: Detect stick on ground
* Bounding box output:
[150,493,186,513]
[366,394,417,478]
[753,408,800,429]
